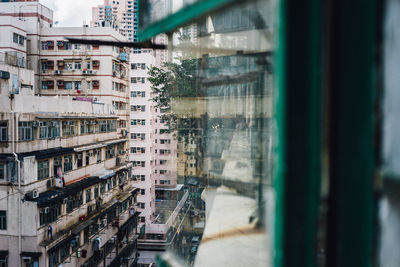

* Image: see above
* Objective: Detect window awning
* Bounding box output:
[103,139,127,146]
[74,143,105,152]
[93,168,115,179]
[156,184,184,191]
[72,219,94,235]
[34,189,64,207]
[20,251,42,258]
[32,176,100,207]
[18,147,74,160]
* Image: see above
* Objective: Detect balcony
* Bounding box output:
[0,52,32,69]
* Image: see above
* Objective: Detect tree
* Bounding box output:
[148,58,197,133]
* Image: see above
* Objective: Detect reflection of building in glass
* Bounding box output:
[166,1,273,266]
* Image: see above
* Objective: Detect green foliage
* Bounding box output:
[147,59,198,133]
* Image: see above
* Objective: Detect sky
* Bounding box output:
[39,0,103,27]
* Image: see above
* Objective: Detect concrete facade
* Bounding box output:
[0,2,140,267]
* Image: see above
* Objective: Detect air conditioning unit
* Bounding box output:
[44,207,50,213]
[54,159,60,165]
[90,120,96,125]
[63,198,68,204]
[77,154,82,160]
[112,71,117,77]
[54,70,62,75]
[57,80,64,86]
[88,152,93,157]
[47,41,53,45]
[38,122,44,127]
[64,158,70,163]
[82,70,88,74]
[32,122,39,127]
[102,218,107,225]
[32,189,39,199]
[83,121,88,125]
[52,121,58,126]
[22,256,32,263]
[57,41,64,46]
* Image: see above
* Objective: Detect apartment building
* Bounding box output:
[129,52,156,226]
[37,27,131,135]
[91,0,138,42]
[0,2,141,266]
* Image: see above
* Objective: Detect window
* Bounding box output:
[60,243,69,262]
[160,170,167,175]
[64,42,72,50]
[141,63,146,69]
[64,81,72,90]
[160,139,171,144]
[160,149,171,155]
[19,35,24,45]
[98,120,107,133]
[42,81,48,89]
[131,119,146,126]
[141,189,145,195]
[131,133,145,140]
[0,164,4,180]
[74,44,81,49]
[87,81,91,90]
[140,216,145,223]
[64,62,73,71]
[140,202,145,209]
[66,191,83,213]
[74,81,81,90]
[131,105,146,112]
[96,149,101,163]
[40,204,61,226]
[62,121,76,136]
[42,41,48,50]
[94,185,99,199]
[39,121,60,139]
[132,161,145,168]
[0,122,6,142]
[77,153,83,168]
[131,147,145,153]
[18,122,33,141]
[100,183,106,194]
[0,211,6,230]
[74,61,81,70]
[37,160,49,180]
[160,129,170,134]
[48,249,59,267]
[105,145,115,159]
[13,33,18,43]
[63,155,72,172]
[86,189,91,203]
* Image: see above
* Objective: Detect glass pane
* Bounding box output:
[140,0,275,266]
[379,0,400,265]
